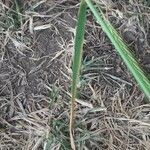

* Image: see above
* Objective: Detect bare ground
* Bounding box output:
[0,0,150,149]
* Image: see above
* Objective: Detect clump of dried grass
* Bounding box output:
[0,0,150,150]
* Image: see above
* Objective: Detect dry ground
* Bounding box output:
[0,0,150,149]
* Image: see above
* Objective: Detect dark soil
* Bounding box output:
[0,0,150,149]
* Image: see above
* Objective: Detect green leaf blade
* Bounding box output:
[70,1,87,149]
[85,0,150,100]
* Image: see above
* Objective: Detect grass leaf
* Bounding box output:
[85,0,150,100]
[69,0,87,149]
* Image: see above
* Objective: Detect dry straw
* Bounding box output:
[70,0,150,149]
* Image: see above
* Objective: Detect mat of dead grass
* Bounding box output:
[0,0,150,149]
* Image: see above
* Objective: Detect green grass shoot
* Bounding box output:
[69,0,87,149]
[85,0,150,100]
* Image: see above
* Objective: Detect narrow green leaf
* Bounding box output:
[85,0,150,100]
[69,0,87,149]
